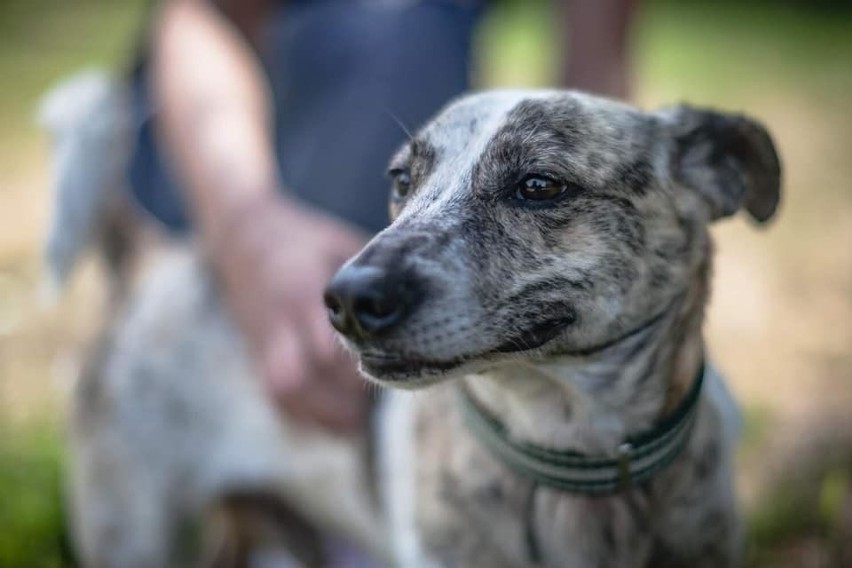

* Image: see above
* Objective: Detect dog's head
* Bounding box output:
[324,90,781,387]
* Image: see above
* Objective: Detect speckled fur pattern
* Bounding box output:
[344,90,781,567]
[62,88,781,567]
[68,251,390,567]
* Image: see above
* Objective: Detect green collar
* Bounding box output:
[458,362,705,495]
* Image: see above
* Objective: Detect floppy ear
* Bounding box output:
[665,105,782,223]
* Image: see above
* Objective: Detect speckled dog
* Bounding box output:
[325,90,781,567]
[47,76,780,567]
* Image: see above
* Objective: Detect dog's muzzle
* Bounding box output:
[324,264,422,341]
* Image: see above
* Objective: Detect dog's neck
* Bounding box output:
[463,260,709,455]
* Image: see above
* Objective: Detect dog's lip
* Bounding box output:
[359,351,462,375]
[355,317,574,380]
[493,316,575,354]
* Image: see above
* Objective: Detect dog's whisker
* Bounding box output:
[384,109,414,141]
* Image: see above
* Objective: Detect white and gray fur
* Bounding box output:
[39,70,132,294]
[44,78,780,567]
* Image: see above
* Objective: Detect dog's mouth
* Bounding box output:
[355,316,575,385]
[358,351,464,386]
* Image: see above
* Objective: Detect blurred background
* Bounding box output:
[0,0,851,566]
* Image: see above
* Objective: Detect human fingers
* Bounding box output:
[303,362,368,432]
[262,326,309,399]
[263,323,365,432]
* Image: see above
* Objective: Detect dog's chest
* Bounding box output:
[406,387,656,567]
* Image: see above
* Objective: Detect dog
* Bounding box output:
[43,73,780,566]
[323,90,780,566]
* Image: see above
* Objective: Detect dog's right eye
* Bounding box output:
[390,169,412,199]
[515,175,569,202]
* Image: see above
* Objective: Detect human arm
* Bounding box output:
[150,0,368,431]
[557,0,639,99]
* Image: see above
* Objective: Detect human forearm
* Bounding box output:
[151,0,280,244]
[149,1,368,432]
[558,0,638,99]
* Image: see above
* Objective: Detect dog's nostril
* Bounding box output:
[356,297,395,319]
[324,291,344,316]
[351,292,402,335]
[324,265,416,339]
[323,290,350,334]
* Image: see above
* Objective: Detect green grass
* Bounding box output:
[746,462,852,566]
[0,420,70,567]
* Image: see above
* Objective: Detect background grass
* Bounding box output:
[0,424,68,567]
[1,0,851,566]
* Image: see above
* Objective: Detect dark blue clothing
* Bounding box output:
[128,0,480,235]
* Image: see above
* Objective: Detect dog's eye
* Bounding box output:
[516,175,568,201]
[390,169,412,198]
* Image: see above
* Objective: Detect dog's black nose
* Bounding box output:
[324,265,411,340]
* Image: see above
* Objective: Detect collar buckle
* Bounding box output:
[616,442,634,490]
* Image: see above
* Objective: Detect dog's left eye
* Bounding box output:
[516,175,568,201]
[390,169,412,198]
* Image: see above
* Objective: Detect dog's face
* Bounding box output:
[324,90,781,387]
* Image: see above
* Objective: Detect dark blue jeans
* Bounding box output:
[128,0,480,235]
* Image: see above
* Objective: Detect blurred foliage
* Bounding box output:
[0,0,149,177]
[739,404,773,455]
[0,2,144,563]
[747,461,852,566]
[636,0,852,107]
[479,0,852,105]
[0,420,71,567]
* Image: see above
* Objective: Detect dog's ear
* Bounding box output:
[664,105,782,223]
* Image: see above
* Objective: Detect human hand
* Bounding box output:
[209,195,369,432]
